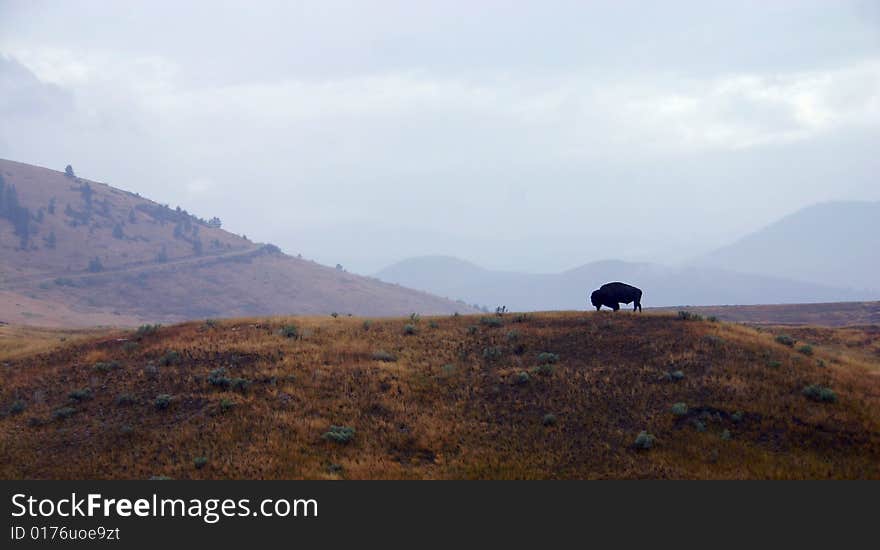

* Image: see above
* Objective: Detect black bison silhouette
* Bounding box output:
[590,282,643,312]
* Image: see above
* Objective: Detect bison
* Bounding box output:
[590,282,643,312]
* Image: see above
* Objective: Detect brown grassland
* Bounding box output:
[652,301,880,327]
[1,311,878,479]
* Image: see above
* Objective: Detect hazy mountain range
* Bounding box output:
[1,157,876,325]
[698,200,880,293]
[375,201,879,311]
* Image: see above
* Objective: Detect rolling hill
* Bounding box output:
[374,256,870,312]
[1,311,878,479]
[698,201,880,293]
[0,158,473,325]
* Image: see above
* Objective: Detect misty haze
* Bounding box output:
[3,1,879,281]
[1,1,879,483]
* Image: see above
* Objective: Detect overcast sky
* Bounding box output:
[1,0,879,273]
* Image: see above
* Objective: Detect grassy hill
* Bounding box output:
[0,159,473,325]
[1,311,878,479]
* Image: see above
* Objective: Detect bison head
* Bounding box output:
[590,289,602,308]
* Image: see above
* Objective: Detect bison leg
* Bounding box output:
[611,303,620,311]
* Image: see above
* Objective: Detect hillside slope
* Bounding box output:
[375,256,869,311]
[698,201,880,292]
[0,159,473,325]
[1,312,878,479]
[653,301,880,327]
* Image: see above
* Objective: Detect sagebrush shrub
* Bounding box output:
[93,361,120,373]
[677,311,703,321]
[154,394,172,410]
[531,363,555,376]
[68,388,92,401]
[116,394,136,406]
[143,363,159,379]
[803,385,836,403]
[775,334,796,347]
[159,350,181,366]
[135,324,161,337]
[371,350,397,362]
[208,368,231,388]
[231,378,251,392]
[322,425,355,444]
[634,431,655,449]
[53,407,76,420]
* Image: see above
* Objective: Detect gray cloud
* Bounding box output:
[1,0,878,273]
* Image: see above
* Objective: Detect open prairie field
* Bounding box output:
[652,301,880,327]
[1,312,878,479]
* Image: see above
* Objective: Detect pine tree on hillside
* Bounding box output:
[0,178,33,248]
[78,182,93,207]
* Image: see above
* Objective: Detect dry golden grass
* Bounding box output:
[0,324,109,360]
[652,301,880,327]
[1,312,878,479]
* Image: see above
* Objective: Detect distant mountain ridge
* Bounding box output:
[0,158,474,326]
[375,256,871,311]
[697,200,880,292]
